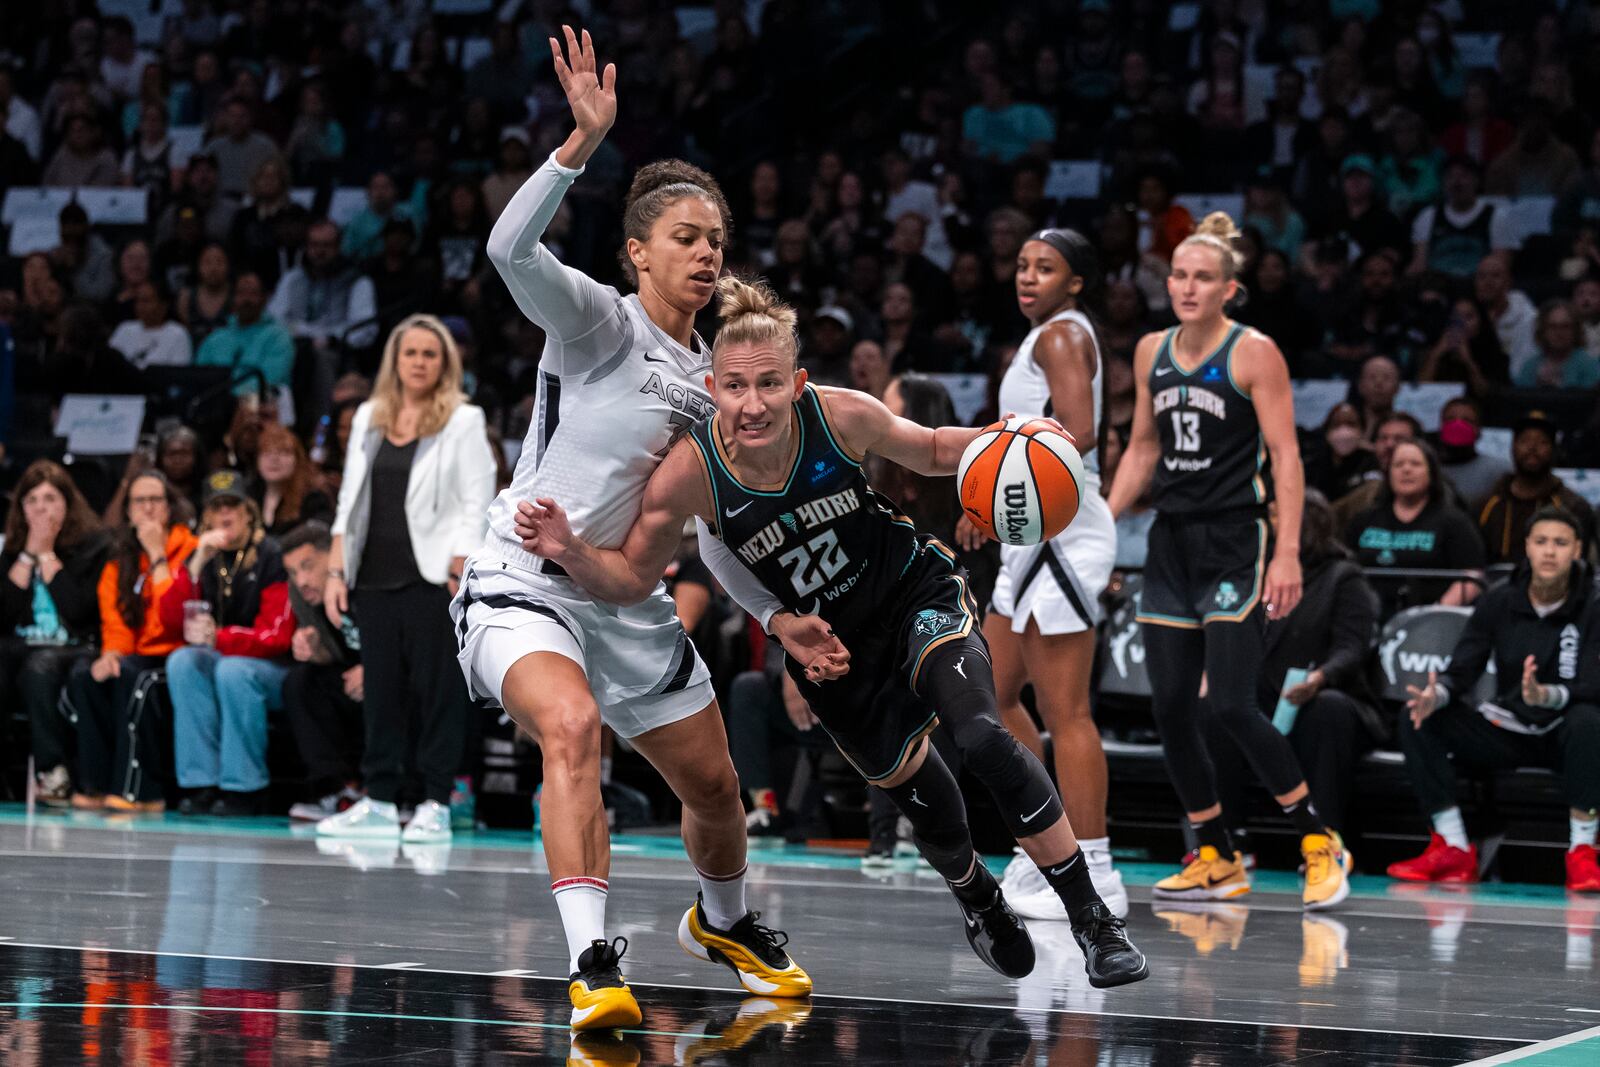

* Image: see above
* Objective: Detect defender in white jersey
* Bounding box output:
[448,28,812,1033]
[960,229,1129,919]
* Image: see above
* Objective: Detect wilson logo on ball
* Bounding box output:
[957,417,1084,546]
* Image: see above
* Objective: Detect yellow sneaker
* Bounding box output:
[1153,902,1250,955]
[1151,846,1251,901]
[1302,832,1352,911]
[1298,914,1350,988]
[568,938,642,1032]
[677,998,814,1065]
[678,895,813,997]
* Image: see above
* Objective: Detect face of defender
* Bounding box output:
[630,195,725,313]
[707,341,807,451]
[1015,239,1080,323]
[1167,243,1237,324]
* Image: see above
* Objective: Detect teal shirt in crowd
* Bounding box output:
[16,576,68,644]
[1514,350,1600,389]
[196,313,296,391]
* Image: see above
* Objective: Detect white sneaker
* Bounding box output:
[1083,847,1130,918]
[401,799,453,843]
[1009,863,1131,922]
[316,797,401,839]
[1010,886,1070,921]
[1000,847,1049,898]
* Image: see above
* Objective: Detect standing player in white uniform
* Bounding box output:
[449,29,812,1032]
[960,229,1128,918]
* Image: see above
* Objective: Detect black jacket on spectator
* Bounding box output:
[1263,555,1384,735]
[0,531,111,644]
[1347,499,1486,615]
[288,583,360,670]
[1438,561,1600,732]
[169,535,287,632]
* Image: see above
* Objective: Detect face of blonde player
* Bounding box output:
[1015,239,1080,326]
[630,195,725,314]
[707,342,807,453]
[1167,243,1238,326]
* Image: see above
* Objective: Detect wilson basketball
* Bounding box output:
[957,417,1085,546]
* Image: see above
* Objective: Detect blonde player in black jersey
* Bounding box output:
[516,276,1149,989]
[1106,213,1351,910]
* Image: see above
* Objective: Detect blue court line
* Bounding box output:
[0,804,1583,910]
[0,1001,704,1039]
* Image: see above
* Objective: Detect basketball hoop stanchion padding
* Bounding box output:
[957,416,1085,546]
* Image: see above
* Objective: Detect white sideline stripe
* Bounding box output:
[375,961,425,969]
[490,968,540,977]
[0,939,1535,1044]
[1456,1024,1600,1064]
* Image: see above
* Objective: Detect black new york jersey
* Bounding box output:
[1147,322,1271,515]
[687,385,924,636]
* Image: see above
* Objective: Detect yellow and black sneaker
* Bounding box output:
[675,997,814,1065]
[677,894,813,997]
[567,1031,641,1066]
[568,937,642,1032]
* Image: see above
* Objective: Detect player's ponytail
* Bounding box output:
[713,274,799,366]
[618,159,733,288]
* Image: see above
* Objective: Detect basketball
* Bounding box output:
[957,416,1085,546]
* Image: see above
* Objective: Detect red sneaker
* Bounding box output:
[1567,844,1600,893]
[1387,833,1479,883]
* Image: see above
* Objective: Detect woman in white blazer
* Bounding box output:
[318,314,495,842]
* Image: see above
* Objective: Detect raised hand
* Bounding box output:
[1521,654,1549,708]
[1406,669,1440,729]
[515,498,576,560]
[550,25,616,141]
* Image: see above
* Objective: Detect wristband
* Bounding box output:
[329,568,346,580]
[16,551,34,566]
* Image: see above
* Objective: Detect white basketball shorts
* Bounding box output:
[989,489,1116,635]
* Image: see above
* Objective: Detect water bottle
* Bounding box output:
[309,414,331,465]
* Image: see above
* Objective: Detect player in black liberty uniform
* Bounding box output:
[514,275,1148,988]
[1108,213,1351,910]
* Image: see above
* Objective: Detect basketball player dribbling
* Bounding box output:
[957,228,1130,920]
[1106,212,1351,910]
[515,276,1149,988]
[448,29,811,1031]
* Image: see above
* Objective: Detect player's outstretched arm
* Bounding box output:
[514,442,708,604]
[485,25,617,344]
[816,387,986,477]
[1106,331,1164,519]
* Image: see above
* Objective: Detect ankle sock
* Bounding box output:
[1282,796,1327,837]
[1571,812,1598,850]
[552,876,608,973]
[1190,816,1233,855]
[1040,848,1100,915]
[1432,807,1469,851]
[695,864,749,929]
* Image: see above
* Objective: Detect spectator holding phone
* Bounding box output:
[1390,507,1600,893]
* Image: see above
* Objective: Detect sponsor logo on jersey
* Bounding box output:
[912,608,956,637]
[1203,364,1224,382]
[1162,455,1215,472]
[810,458,837,483]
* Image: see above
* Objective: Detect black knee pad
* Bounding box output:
[931,683,1064,838]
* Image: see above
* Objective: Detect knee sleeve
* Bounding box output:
[921,645,1063,839]
[880,745,974,880]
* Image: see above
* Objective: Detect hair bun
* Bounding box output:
[716,275,798,332]
[1193,211,1242,244]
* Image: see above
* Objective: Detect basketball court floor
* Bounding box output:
[1,808,1596,1065]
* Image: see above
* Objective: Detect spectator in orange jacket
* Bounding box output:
[67,471,198,811]
[161,470,296,816]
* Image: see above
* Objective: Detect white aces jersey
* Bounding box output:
[998,307,1102,485]
[487,292,714,551]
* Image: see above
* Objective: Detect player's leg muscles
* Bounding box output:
[629,700,747,880]
[501,651,610,879]
[1021,624,1105,837]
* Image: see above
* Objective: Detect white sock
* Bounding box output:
[552,877,608,973]
[696,864,748,930]
[1432,808,1469,850]
[1571,812,1598,850]
[1078,836,1111,864]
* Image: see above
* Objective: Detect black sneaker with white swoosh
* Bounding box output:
[1070,903,1149,988]
[955,890,1036,979]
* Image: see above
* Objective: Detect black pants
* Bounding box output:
[67,653,169,800]
[283,661,365,795]
[0,641,90,773]
[1398,702,1600,816]
[726,670,831,795]
[353,583,468,804]
[1208,689,1378,834]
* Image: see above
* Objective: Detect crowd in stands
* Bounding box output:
[2,2,1600,883]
